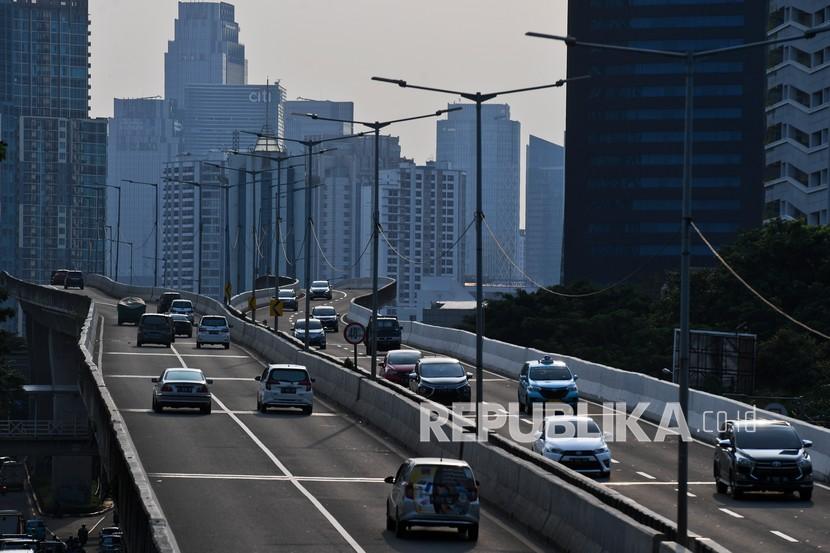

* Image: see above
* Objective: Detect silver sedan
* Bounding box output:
[152,368,213,414]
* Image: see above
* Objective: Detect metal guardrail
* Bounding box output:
[0,419,90,440]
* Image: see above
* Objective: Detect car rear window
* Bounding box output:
[268,369,308,383]
[278,290,294,298]
[201,317,227,327]
[141,316,169,329]
[408,464,476,514]
[68,271,82,277]
[313,307,335,316]
[164,370,203,382]
[529,366,572,381]
[376,319,398,329]
[735,425,802,450]
[387,351,421,364]
[171,300,192,309]
[420,362,464,378]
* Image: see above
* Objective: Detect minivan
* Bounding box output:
[137,314,174,347]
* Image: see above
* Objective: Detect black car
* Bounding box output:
[157,292,181,313]
[365,316,402,355]
[276,289,298,311]
[409,357,472,405]
[137,313,175,347]
[64,270,84,289]
[311,305,338,332]
[170,314,193,337]
[714,419,813,500]
[308,280,333,300]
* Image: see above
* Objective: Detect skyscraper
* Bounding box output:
[164,1,246,112]
[525,136,564,287]
[436,103,520,284]
[107,98,175,285]
[0,0,107,283]
[564,2,767,285]
[764,2,830,226]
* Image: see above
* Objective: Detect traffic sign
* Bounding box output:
[270,298,284,318]
[248,296,256,312]
[343,322,365,345]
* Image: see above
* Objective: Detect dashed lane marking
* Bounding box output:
[770,530,798,543]
[105,352,248,358]
[147,472,384,483]
[718,508,743,519]
[604,481,713,486]
[635,471,657,480]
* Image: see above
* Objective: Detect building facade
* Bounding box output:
[564,1,767,285]
[107,98,175,285]
[0,0,107,283]
[164,1,246,112]
[379,160,466,319]
[764,1,830,225]
[436,103,520,284]
[525,136,565,287]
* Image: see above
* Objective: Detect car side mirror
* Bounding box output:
[802,439,813,449]
[466,372,473,379]
[311,378,316,383]
[151,378,159,383]
[384,476,395,484]
[717,439,731,449]
[603,431,613,441]
[573,375,579,381]
[206,379,214,385]
[409,372,417,381]
[254,376,261,382]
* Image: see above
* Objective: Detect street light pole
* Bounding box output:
[372,76,583,428]
[299,107,460,378]
[122,179,159,288]
[527,24,830,546]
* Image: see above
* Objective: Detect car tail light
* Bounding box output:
[404,483,414,499]
[196,385,208,393]
[468,485,478,502]
[299,378,312,392]
[265,382,272,390]
[161,384,173,392]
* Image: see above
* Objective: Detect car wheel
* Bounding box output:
[201,404,211,415]
[800,488,813,501]
[196,342,201,349]
[166,342,172,348]
[526,401,533,415]
[80,285,84,290]
[187,331,192,338]
[715,479,728,494]
[320,344,326,350]
[386,515,395,532]
[137,340,142,347]
[729,472,743,499]
[117,320,123,326]
[302,405,313,415]
[152,398,162,413]
[466,524,479,542]
[394,514,406,539]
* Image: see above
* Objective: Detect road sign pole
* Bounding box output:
[354,344,358,371]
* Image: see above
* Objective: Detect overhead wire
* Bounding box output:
[691,221,830,341]
[309,220,374,275]
[379,218,475,266]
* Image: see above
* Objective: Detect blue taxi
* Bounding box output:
[518,355,579,414]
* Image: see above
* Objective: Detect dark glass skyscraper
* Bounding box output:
[563,0,767,285]
[0,0,107,282]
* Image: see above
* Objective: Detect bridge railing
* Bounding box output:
[0,419,90,440]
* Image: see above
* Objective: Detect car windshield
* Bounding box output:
[735,425,803,450]
[313,307,335,316]
[311,281,328,287]
[171,300,192,309]
[164,370,203,382]
[268,369,307,383]
[529,366,572,381]
[376,319,397,329]
[420,362,464,378]
[278,290,294,298]
[296,319,322,330]
[141,316,169,329]
[546,420,602,439]
[387,351,420,365]
[201,317,226,327]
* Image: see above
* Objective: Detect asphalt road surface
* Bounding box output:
[79,287,555,553]
[269,287,830,552]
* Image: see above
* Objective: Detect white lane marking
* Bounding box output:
[105,352,248,358]
[605,481,713,486]
[148,472,384,483]
[636,471,656,480]
[120,408,338,417]
[816,482,830,491]
[107,375,254,381]
[169,344,367,553]
[718,508,743,519]
[610,459,620,464]
[97,316,105,371]
[88,515,107,533]
[770,530,798,543]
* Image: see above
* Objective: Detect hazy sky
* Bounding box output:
[89,0,568,224]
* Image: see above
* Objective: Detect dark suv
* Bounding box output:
[364,316,402,355]
[64,270,84,289]
[137,313,175,347]
[157,292,181,313]
[714,419,813,500]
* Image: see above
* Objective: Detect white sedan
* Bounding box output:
[196,315,231,349]
[532,415,612,476]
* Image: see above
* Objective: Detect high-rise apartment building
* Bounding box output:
[436,103,520,284]
[379,160,466,319]
[764,2,830,225]
[564,1,767,285]
[525,136,565,287]
[107,98,175,285]
[164,1,246,112]
[0,0,107,283]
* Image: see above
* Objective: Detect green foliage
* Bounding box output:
[467,221,830,420]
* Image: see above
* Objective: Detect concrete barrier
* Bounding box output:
[349,295,830,483]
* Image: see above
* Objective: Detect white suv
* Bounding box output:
[196,315,231,349]
[255,364,315,414]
